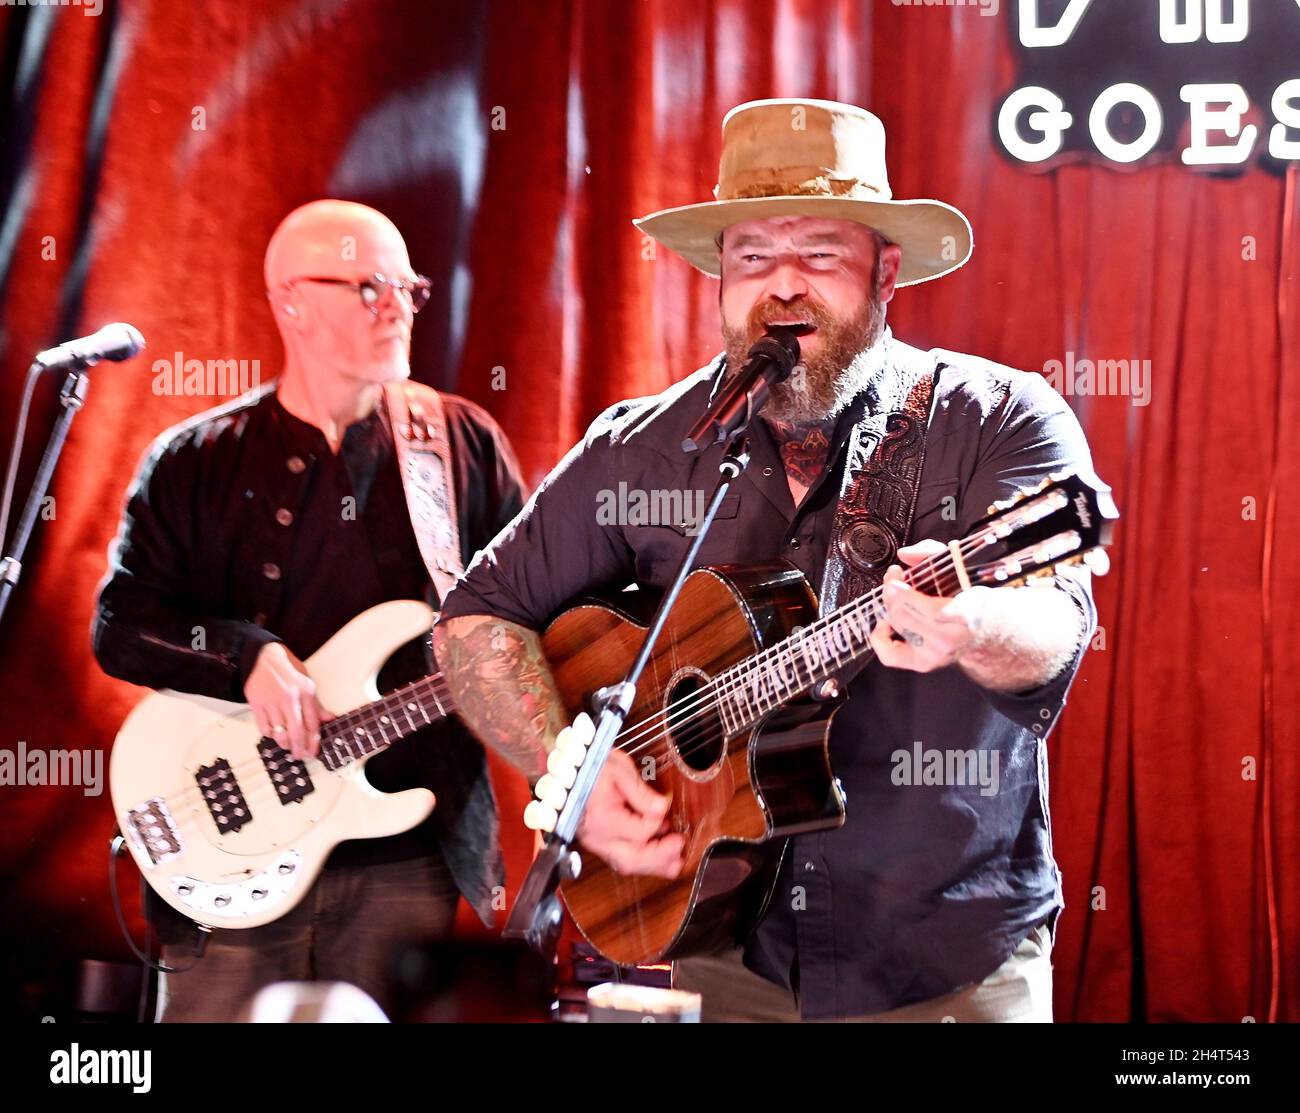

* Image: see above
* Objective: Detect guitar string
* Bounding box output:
[607,539,1063,772]
[616,578,925,768]
[128,673,458,857]
[610,556,1000,782]
[543,542,970,790]
[602,499,1073,765]
[138,691,445,830]
[596,528,994,766]
[535,539,1005,825]
[614,548,977,941]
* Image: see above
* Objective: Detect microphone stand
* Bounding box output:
[504,432,754,959]
[0,364,90,627]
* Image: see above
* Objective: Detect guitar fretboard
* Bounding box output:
[317,672,456,771]
[712,553,966,736]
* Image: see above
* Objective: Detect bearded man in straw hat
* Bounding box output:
[436,100,1099,1022]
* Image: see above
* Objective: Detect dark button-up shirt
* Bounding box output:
[94,381,526,928]
[439,337,1097,1018]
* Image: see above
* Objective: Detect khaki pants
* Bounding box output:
[673,922,1053,1023]
[157,853,459,1022]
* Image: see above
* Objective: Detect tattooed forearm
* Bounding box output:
[433,614,568,782]
[957,584,1088,694]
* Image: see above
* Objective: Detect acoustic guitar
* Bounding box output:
[532,471,1117,966]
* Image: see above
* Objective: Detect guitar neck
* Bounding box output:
[714,564,944,734]
[317,671,456,771]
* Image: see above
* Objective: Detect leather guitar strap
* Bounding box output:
[818,335,940,619]
[755,337,942,947]
[382,381,463,604]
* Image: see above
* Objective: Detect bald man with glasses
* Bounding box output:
[94,200,526,1021]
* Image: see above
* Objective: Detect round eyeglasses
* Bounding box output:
[284,272,432,315]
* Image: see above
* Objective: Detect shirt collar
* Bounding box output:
[270,390,389,457]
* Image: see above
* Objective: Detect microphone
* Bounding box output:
[34,323,146,372]
[682,326,801,453]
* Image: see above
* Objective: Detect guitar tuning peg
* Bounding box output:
[556,732,584,762]
[534,774,568,811]
[1083,548,1111,576]
[556,711,596,761]
[527,711,600,831]
[523,799,558,833]
[547,747,578,788]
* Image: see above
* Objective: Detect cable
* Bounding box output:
[108,833,207,976]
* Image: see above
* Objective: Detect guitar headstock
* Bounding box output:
[964,470,1118,587]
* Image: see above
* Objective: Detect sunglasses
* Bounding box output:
[285,272,432,315]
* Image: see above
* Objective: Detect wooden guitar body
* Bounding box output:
[542,563,846,966]
[528,469,1117,967]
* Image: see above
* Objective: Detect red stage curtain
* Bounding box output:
[0,0,1294,1021]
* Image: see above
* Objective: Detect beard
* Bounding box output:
[721,280,888,426]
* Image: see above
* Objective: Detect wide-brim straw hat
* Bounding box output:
[634,98,972,287]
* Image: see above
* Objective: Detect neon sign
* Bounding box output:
[997,0,1300,168]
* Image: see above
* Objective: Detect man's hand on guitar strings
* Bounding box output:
[577,748,686,879]
[870,539,1088,693]
[869,540,986,673]
[245,642,336,760]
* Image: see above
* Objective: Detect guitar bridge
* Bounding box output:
[123,797,182,866]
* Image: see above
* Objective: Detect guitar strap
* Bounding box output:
[818,334,940,618]
[382,380,464,604]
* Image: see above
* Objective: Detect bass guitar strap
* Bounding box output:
[382,381,464,604]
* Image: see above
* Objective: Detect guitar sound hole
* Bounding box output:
[664,669,725,773]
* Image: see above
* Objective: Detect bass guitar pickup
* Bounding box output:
[257,738,315,805]
[195,757,252,833]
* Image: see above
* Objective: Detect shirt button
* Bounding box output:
[286,456,306,474]
[275,508,294,527]
[262,562,281,581]
[803,861,816,872]
[789,537,801,549]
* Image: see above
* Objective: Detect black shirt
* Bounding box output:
[94,381,527,927]
[268,396,456,870]
[439,334,1097,1018]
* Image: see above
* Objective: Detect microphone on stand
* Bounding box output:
[0,322,147,627]
[682,326,801,453]
[34,323,146,372]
